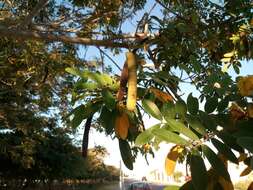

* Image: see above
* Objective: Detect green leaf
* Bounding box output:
[65,67,88,78]
[101,89,116,110]
[137,87,147,98]
[186,115,206,135]
[234,120,253,137]
[99,106,116,135]
[166,119,199,140]
[88,72,107,86]
[190,155,208,190]
[211,138,238,164]
[71,105,85,129]
[237,137,253,153]
[204,97,218,114]
[65,67,83,77]
[164,185,180,190]
[187,93,199,115]
[202,145,230,180]
[199,111,217,131]
[161,102,176,119]
[217,98,229,113]
[71,101,101,128]
[100,73,114,85]
[76,82,99,90]
[142,99,163,120]
[65,68,119,91]
[152,128,188,145]
[135,124,160,146]
[175,100,187,118]
[119,139,133,170]
[218,131,244,153]
[135,130,152,146]
[233,64,240,74]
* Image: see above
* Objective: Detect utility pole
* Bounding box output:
[119,161,125,190]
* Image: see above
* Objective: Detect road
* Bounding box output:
[72,178,169,190]
[123,178,167,190]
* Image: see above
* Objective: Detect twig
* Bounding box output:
[99,48,105,72]
[96,47,122,71]
[0,25,132,49]
[155,0,189,22]
[147,2,158,16]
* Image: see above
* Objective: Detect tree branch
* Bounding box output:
[20,0,49,28]
[155,0,189,22]
[0,25,132,49]
[97,47,122,71]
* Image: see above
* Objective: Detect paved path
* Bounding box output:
[74,178,169,190]
[123,178,167,190]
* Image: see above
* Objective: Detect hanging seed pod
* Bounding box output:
[116,61,128,101]
[115,112,129,140]
[126,52,137,111]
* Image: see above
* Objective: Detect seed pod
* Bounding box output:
[117,61,128,101]
[126,52,137,111]
[247,104,253,118]
[115,112,129,140]
[150,87,174,102]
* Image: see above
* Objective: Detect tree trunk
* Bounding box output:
[82,115,93,158]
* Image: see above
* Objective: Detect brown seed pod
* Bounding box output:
[115,112,130,140]
[117,61,128,101]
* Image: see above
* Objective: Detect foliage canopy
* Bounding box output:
[0,0,253,189]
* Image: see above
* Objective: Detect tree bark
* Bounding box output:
[0,25,132,48]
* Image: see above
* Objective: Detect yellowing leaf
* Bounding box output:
[222,62,231,73]
[240,166,252,177]
[248,182,253,190]
[224,51,235,58]
[238,153,248,162]
[229,102,245,121]
[237,76,253,96]
[247,104,253,118]
[143,144,151,152]
[150,87,174,103]
[115,113,129,140]
[165,145,183,176]
[221,57,231,63]
[229,34,240,43]
[218,176,234,190]
[206,168,234,190]
[143,43,148,52]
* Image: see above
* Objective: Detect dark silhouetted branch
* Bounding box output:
[0,25,132,48]
[20,0,49,28]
